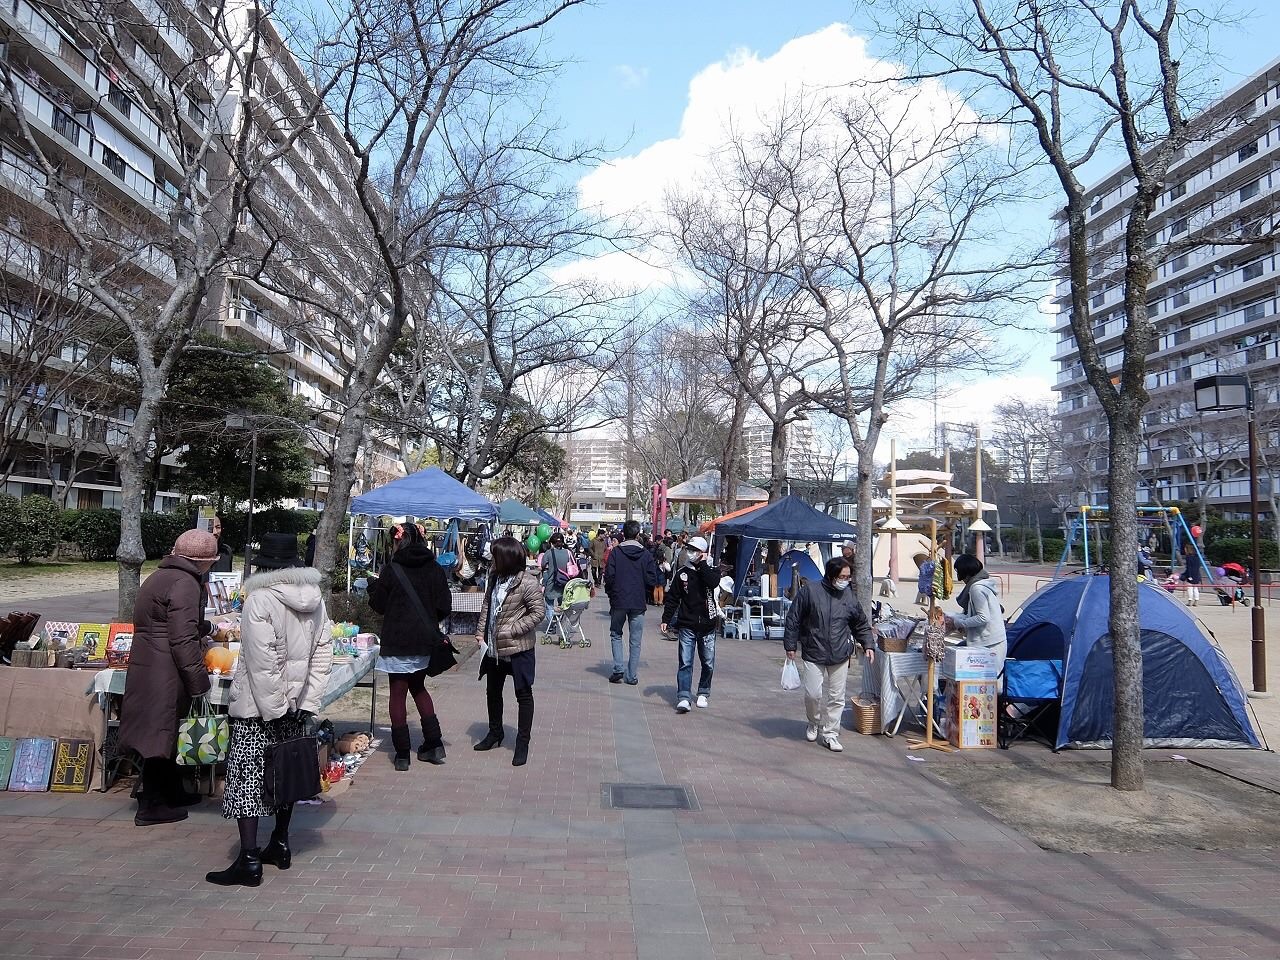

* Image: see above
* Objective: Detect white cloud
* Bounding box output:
[546,249,679,294]
[614,64,650,90]
[579,24,911,220]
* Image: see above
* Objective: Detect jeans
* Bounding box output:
[677,628,715,702]
[801,660,848,739]
[610,609,644,682]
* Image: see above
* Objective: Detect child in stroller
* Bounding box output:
[542,577,593,648]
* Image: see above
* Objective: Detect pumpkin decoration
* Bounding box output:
[204,646,236,674]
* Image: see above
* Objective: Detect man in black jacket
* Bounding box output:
[661,536,722,713]
[604,520,659,685]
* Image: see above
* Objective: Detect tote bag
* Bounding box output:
[175,697,229,766]
[262,735,322,807]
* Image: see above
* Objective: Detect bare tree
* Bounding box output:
[887,0,1257,789]
[992,398,1061,560]
[304,0,590,584]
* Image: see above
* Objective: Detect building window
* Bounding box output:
[1171,289,1190,308]
[1169,181,1186,201]
[107,85,132,118]
[1240,180,1260,201]
[1238,140,1259,161]
[1090,196,1103,213]
[1170,217,1188,236]
[1091,292,1106,308]
[1243,260,1264,281]
[101,147,125,179]
[1243,300,1266,323]
[52,108,78,145]
[1171,253,1188,272]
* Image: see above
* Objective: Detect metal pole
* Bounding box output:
[1247,393,1269,697]
[243,426,258,577]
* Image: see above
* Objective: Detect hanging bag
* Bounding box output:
[175,696,229,766]
[390,563,458,677]
[436,520,460,571]
[262,734,322,807]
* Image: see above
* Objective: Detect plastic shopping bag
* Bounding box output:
[780,659,802,691]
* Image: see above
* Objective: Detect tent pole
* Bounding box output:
[346,515,354,594]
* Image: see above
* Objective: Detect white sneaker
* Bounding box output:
[805,725,819,742]
[822,736,844,752]
[676,699,691,713]
[696,694,709,709]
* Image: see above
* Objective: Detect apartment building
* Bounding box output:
[0,0,398,510]
[742,417,823,485]
[1052,57,1280,518]
[559,426,631,525]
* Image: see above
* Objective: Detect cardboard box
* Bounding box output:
[945,681,998,749]
[942,646,998,680]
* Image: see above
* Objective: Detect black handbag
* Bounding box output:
[391,564,458,677]
[262,735,321,807]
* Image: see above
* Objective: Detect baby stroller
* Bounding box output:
[542,578,593,649]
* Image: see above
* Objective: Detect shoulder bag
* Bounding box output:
[391,563,458,677]
[263,733,322,807]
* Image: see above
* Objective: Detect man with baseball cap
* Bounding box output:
[661,535,722,713]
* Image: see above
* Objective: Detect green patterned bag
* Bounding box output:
[175,697,229,766]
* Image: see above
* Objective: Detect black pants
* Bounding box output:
[137,756,189,809]
[484,650,535,745]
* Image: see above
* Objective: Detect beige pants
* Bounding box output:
[801,660,849,739]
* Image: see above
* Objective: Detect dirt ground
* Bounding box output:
[928,757,1280,853]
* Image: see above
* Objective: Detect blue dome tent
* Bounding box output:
[1006,575,1260,750]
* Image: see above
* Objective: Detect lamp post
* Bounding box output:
[969,426,992,562]
[1194,375,1268,697]
[226,414,260,577]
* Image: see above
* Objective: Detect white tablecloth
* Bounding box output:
[88,647,379,710]
[870,649,931,734]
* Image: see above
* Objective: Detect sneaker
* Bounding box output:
[609,671,624,683]
[676,699,691,713]
[696,694,709,709]
[625,678,638,685]
[822,736,844,753]
[805,724,819,742]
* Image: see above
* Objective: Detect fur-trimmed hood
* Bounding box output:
[243,565,324,614]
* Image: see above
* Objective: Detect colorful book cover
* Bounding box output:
[41,621,79,648]
[0,737,14,791]
[106,623,134,668]
[8,738,55,792]
[75,623,111,661]
[49,739,93,793]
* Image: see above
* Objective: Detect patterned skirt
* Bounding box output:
[222,715,305,819]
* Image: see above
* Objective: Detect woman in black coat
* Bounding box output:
[368,523,453,770]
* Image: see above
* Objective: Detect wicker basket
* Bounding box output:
[880,635,908,654]
[851,697,881,736]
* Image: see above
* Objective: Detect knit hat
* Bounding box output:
[173,529,219,562]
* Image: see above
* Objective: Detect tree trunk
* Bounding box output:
[768,419,787,503]
[313,408,365,592]
[993,507,1005,557]
[720,389,748,512]
[1107,408,1145,791]
[115,451,148,619]
[1034,512,1043,563]
[850,423,878,612]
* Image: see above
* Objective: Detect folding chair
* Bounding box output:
[997,658,1064,749]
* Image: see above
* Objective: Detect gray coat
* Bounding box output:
[783,580,874,666]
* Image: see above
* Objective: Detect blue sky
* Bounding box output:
[536,2,1280,449]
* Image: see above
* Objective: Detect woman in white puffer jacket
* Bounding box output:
[206,563,332,888]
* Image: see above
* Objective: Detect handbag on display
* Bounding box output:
[262,735,321,807]
[175,697,229,766]
[391,563,458,676]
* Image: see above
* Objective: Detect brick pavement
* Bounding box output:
[1,605,1278,959]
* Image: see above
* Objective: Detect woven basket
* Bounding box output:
[880,635,908,654]
[851,697,881,736]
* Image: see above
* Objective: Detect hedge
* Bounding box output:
[1204,538,1280,570]
[0,493,61,563]
[55,507,320,561]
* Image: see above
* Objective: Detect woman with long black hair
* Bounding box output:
[368,523,453,770]
[474,536,546,766]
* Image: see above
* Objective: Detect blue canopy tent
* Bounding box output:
[534,507,565,528]
[714,495,859,598]
[498,498,542,526]
[1005,575,1260,750]
[349,467,497,521]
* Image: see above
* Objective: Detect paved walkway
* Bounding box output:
[2,606,1280,959]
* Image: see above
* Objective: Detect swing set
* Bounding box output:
[1054,505,1217,593]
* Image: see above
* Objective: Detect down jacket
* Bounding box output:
[118,556,213,759]
[229,567,333,720]
[782,579,874,666]
[475,570,546,660]
[367,542,452,657]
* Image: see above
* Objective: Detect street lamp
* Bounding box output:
[1194,374,1268,697]
[225,414,259,577]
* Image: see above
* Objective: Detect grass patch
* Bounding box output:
[0,559,161,581]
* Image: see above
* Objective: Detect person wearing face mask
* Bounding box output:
[661,535,722,713]
[782,556,875,752]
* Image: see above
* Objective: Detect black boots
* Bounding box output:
[512,737,530,766]
[259,828,292,870]
[418,716,446,765]
[473,729,504,751]
[205,848,263,887]
[391,725,411,771]
[513,687,534,767]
